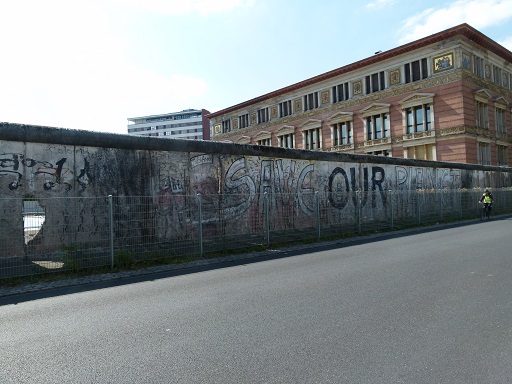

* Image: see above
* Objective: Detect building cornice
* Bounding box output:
[207,24,512,119]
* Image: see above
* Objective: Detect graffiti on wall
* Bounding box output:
[0,153,71,191]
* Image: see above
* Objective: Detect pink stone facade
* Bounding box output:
[208,24,512,167]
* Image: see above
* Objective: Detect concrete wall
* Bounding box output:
[1,123,511,258]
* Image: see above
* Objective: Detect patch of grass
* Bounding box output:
[114,250,132,269]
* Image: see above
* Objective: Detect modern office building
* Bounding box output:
[127,109,211,140]
[208,24,512,166]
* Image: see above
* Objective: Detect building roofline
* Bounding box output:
[128,109,205,122]
[206,23,512,119]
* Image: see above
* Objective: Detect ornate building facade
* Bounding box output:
[208,24,512,166]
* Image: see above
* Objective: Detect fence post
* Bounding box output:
[315,191,320,239]
[389,190,394,230]
[196,194,203,257]
[264,192,270,245]
[459,189,463,219]
[357,190,362,233]
[417,190,421,226]
[439,189,444,222]
[108,195,114,270]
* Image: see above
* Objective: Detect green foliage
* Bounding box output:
[61,243,82,271]
[114,249,133,269]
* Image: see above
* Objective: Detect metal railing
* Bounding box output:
[1,188,511,280]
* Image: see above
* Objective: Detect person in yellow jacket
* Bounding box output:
[479,189,494,216]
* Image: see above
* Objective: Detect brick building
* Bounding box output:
[207,24,512,166]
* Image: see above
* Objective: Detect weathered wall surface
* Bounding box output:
[1,123,511,258]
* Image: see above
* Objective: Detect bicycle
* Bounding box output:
[479,202,493,221]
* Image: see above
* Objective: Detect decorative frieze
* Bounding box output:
[321,90,330,104]
[433,52,454,73]
[438,125,477,137]
[331,143,355,152]
[363,137,391,147]
[403,130,434,141]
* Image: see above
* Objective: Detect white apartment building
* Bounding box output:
[127,109,211,140]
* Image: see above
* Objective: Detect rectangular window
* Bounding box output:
[332,122,352,146]
[366,113,389,140]
[365,71,385,94]
[496,108,506,134]
[493,65,502,86]
[303,128,321,150]
[404,58,428,83]
[278,134,294,148]
[405,144,435,160]
[279,100,292,117]
[406,104,432,134]
[257,108,269,124]
[332,82,349,103]
[222,120,231,133]
[303,92,319,111]
[497,145,508,166]
[367,150,390,157]
[474,56,484,77]
[478,142,491,165]
[239,114,249,129]
[256,138,271,146]
[476,101,489,130]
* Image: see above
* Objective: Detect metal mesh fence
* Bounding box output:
[1,188,511,280]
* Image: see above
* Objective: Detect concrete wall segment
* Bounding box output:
[1,123,512,259]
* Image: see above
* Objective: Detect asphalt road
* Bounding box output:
[2,218,512,383]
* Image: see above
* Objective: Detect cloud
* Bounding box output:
[366,0,396,10]
[0,0,210,134]
[398,0,512,44]
[110,0,255,15]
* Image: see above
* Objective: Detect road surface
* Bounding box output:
[2,218,512,383]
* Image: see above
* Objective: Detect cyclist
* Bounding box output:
[479,189,494,218]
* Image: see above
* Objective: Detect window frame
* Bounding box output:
[257,107,269,124]
[404,58,428,84]
[279,100,292,118]
[275,125,295,149]
[361,103,391,143]
[477,140,491,165]
[474,89,491,130]
[497,144,509,166]
[239,113,249,129]
[473,55,484,77]
[365,71,386,94]
[329,112,354,148]
[255,131,272,146]
[221,119,231,133]
[300,119,323,150]
[332,82,350,103]
[495,106,507,134]
[303,92,319,112]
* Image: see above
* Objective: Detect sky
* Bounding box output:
[1,0,512,135]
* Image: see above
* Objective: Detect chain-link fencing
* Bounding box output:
[1,188,510,280]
